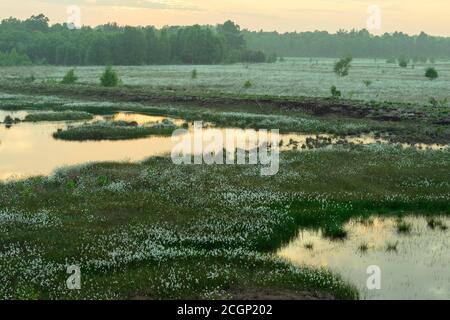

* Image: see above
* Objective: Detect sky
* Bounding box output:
[0,0,449,36]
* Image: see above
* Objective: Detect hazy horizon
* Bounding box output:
[1,0,450,36]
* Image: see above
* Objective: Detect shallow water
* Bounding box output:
[0,113,180,180]
[0,110,446,180]
[278,216,450,300]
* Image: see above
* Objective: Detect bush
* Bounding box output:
[425,67,439,80]
[191,69,197,79]
[398,56,409,68]
[61,69,78,85]
[333,55,352,77]
[4,115,14,124]
[100,66,119,87]
[243,80,252,89]
[330,85,341,98]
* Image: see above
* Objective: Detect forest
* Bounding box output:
[1,14,450,66]
[0,14,265,66]
[243,29,450,60]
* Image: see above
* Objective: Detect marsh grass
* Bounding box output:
[323,225,348,240]
[357,242,369,253]
[426,217,448,231]
[1,89,449,144]
[24,111,93,122]
[386,241,399,252]
[0,119,449,300]
[0,146,448,299]
[52,120,178,141]
[396,220,412,234]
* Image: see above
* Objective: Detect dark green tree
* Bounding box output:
[425,67,438,80]
[100,66,119,87]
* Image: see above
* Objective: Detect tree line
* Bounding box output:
[2,14,450,66]
[0,14,268,66]
[243,29,450,60]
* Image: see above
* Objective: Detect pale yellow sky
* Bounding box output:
[1,0,449,36]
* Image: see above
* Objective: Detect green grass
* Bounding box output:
[24,111,93,122]
[52,120,178,141]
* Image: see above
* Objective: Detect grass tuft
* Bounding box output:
[396,220,412,234]
[303,242,314,250]
[386,241,399,253]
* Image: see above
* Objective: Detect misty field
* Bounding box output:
[1,58,450,104]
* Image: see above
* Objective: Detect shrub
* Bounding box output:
[398,56,409,68]
[330,85,341,98]
[243,80,252,89]
[3,115,14,124]
[61,69,78,85]
[191,69,197,79]
[425,67,438,80]
[100,66,119,87]
[333,55,352,77]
